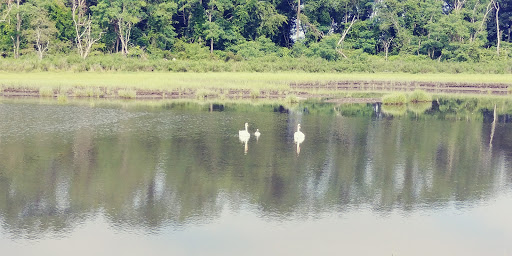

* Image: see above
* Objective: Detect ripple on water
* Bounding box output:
[0,104,146,140]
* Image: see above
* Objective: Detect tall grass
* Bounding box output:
[83,88,103,97]
[1,72,511,92]
[383,90,432,104]
[117,89,137,99]
[39,87,54,97]
[408,90,432,102]
[382,92,408,104]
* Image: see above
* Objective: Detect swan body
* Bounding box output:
[294,124,305,144]
[239,123,250,154]
[239,122,250,140]
[254,129,261,137]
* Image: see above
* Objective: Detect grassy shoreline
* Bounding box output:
[1,72,511,101]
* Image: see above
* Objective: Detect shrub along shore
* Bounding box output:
[1,54,512,74]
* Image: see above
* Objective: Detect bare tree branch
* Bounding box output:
[493,0,500,56]
[72,0,102,59]
[454,0,467,12]
[336,16,356,59]
[471,1,493,42]
[382,37,393,61]
[0,0,14,22]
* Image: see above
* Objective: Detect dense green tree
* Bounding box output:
[347,19,378,54]
[233,0,286,41]
[45,0,73,42]
[145,0,177,51]
[92,0,146,55]
[487,0,512,53]
[174,0,206,42]
[301,0,373,36]
[25,1,58,59]
[1,0,25,58]
[0,0,510,61]
[204,0,233,53]
[72,0,103,58]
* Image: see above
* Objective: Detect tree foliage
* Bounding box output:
[0,0,510,61]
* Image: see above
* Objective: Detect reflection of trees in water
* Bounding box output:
[0,103,511,237]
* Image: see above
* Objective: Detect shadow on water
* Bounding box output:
[0,96,512,239]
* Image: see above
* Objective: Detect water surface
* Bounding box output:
[0,100,511,255]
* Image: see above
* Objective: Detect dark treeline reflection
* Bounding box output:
[0,100,511,238]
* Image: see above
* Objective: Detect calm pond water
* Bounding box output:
[0,100,511,256]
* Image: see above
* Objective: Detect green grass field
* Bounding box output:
[1,72,511,91]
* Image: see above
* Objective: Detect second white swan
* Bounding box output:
[294,124,305,144]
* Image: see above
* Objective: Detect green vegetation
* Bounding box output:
[382,90,432,104]
[382,92,408,104]
[39,87,54,97]
[0,55,511,73]
[250,89,260,99]
[286,95,299,104]
[1,72,511,103]
[0,0,510,73]
[73,87,103,98]
[117,89,137,99]
[2,72,512,90]
[408,90,432,103]
[381,102,432,116]
[57,94,68,103]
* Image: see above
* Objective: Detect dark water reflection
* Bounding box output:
[0,100,511,255]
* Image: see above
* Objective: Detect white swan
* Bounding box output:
[294,124,305,144]
[239,123,250,154]
[239,122,250,139]
[254,129,261,138]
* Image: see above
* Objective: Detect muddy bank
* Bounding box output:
[0,87,311,100]
[291,80,511,95]
[324,98,381,104]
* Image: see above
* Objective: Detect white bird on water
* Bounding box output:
[254,129,261,140]
[294,124,305,155]
[239,123,250,154]
[239,122,250,139]
[294,124,305,143]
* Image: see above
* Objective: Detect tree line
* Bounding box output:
[0,0,511,62]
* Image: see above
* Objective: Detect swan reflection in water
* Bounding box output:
[294,124,305,155]
[239,122,251,154]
